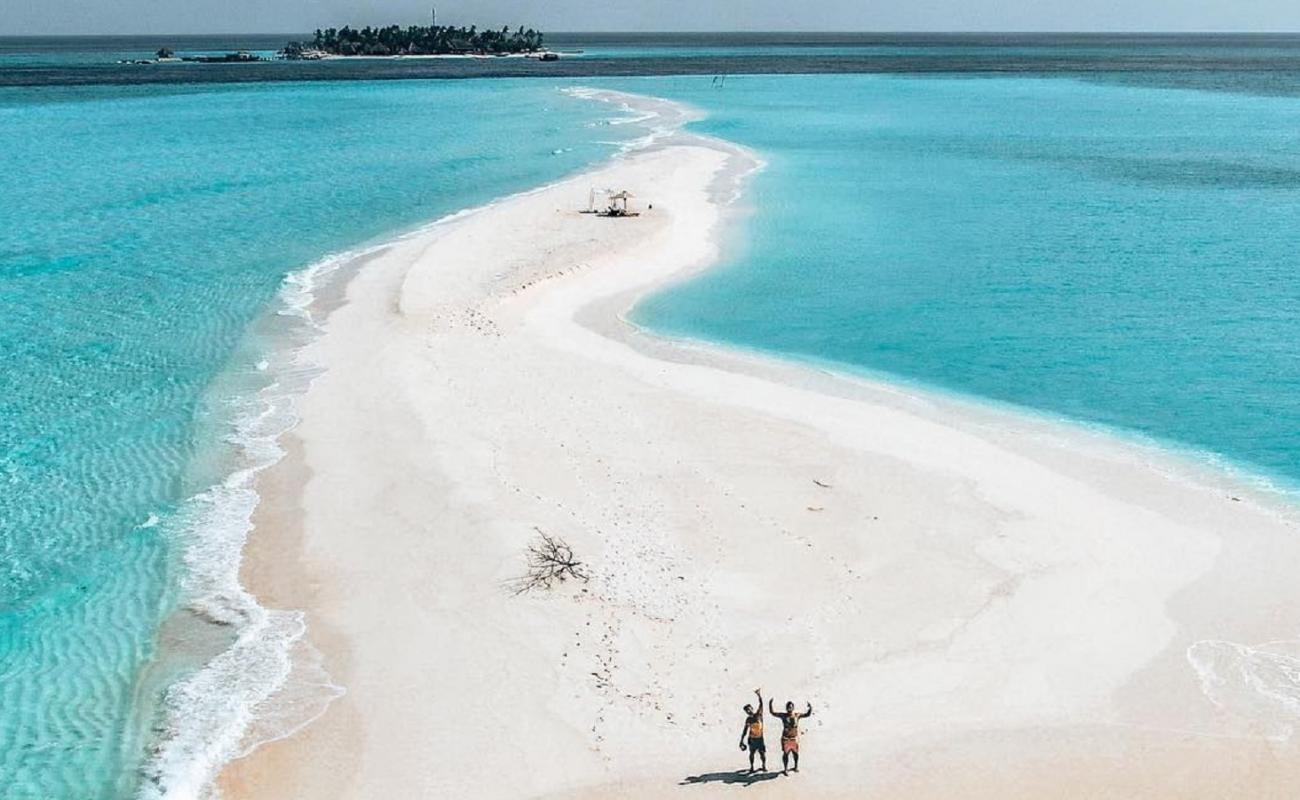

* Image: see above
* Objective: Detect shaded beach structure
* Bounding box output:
[585,188,641,217]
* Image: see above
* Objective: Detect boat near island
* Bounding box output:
[120,50,264,65]
[183,51,262,63]
[278,47,328,60]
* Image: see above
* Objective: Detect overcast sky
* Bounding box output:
[8,0,1300,36]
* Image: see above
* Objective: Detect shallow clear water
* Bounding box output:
[0,78,628,799]
[624,73,1300,489]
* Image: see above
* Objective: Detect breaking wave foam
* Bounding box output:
[564,86,700,155]
[138,251,355,800]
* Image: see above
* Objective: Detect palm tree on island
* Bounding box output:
[282,22,544,58]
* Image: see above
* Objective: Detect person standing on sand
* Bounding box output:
[768,698,813,775]
[738,688,767,773]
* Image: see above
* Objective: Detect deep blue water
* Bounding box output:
[6,33,1300,95]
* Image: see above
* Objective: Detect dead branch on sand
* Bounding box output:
[509,528,591,595]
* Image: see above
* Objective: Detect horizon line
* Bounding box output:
[5,29,1300,38]
[7,28,1300,36]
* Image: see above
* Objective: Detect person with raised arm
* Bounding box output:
[738,688,767,773]
[768,698,813,775]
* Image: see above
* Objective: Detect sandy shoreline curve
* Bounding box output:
[218,90,1300,799]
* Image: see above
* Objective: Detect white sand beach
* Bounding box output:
[220,92,1300,798]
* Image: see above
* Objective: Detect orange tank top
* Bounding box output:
[748,717,763,738]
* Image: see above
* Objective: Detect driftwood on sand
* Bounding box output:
[509,528,591,595]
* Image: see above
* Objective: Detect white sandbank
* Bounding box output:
[220,92,1300,799]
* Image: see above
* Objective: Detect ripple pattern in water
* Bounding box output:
[0,78,630,798]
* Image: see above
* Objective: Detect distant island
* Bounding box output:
[282,24,546,59]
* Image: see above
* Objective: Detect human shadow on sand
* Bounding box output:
[680,769,782,786]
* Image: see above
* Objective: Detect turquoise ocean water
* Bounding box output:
[0,79,632,798]
[628,74,1300,490]
[4,34,1300,799]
